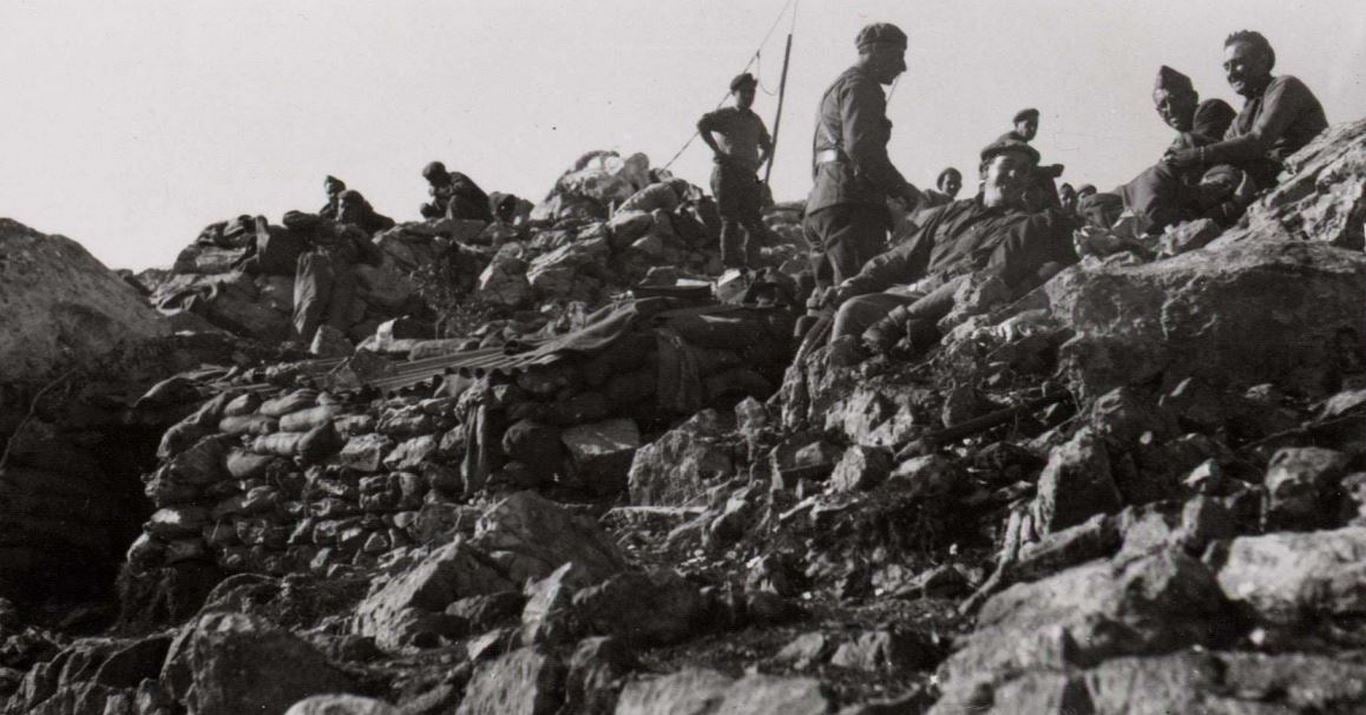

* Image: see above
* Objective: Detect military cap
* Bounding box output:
[729,72,757,91]
[979,137,1040,165]
[1154,65,1194,93]
[421,161,448,180]
[855,23,908,51]
[324,175,345,187]
[1013,108,1040,123]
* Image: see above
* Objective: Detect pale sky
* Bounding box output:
[2,0,1363,270]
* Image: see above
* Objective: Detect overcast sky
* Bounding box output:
[2,0,1363,270]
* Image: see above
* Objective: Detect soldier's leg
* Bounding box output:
[831,292,920,340]
[713,165,745,269]
[823,206,888,283]
[292,251,334,343]
[325,261,359,331]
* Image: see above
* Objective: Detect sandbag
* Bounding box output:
[251,423,342,463]
[146,506,210,539]
[260,389,319,417]
[165,436,230,486]
[225,449,284,481]
[157,421,210,461]
[219,414,279,436]
[223,393,262,417]
[279,405,340,433]
[250,432,306,459]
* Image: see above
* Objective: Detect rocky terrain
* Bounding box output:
[0,123,1363,714]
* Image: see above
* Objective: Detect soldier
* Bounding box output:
[805,23,923,289]
[420,161,493,222]
[335,189,396,235]
[827,138,1078,354]
[1118,65,1239,233]
[320,175,346,216]
[698,72,775,269]
[999,108,1038,144]
[1165,30,1327,188]
[922,167,963,208]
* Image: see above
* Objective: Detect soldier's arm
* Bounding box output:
[1205,77,1314,164]
[696,112,726,160]
[984,212,1080,294]
[842,79,922,206]
[839,219,937,298]
[757,119,773,169]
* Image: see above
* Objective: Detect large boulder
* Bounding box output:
[940,549,1232,687]
[471,491,627,586]
[1214,118,1366,250]
[0,219,169,383]
[160,612,354,715]
[1215,526,1366,636]
[628,412,737,506]
[1047,240,1366,397]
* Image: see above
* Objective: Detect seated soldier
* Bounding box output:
[827,139,1079,354]
[1165,30,1327,189]
[921,167,963,208]
[420,161,493,222]
[320,175,346,216]
[335,189,395,235]
[1117,65,1238,233]
[1058,182,1078,213]
[292,219,383,344]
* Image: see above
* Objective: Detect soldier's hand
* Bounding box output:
[1164,148,1200,169]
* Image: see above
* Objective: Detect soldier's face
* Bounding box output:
[1153,88,1197,131]
[1224,41,1271,97]
[939,172,962,198]
[734,86,756,109]
[868,46,906,84]
[982,152,1034,207]
[1015,118,1038,141]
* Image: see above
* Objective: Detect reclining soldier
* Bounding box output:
[827,138,1079,356]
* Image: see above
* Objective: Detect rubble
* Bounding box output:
[1,120,1365,714]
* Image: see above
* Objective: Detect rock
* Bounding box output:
[337,434,394,473]
[161,612,354,715]
[472,491,627,586]
[352,538,516,652]
[1009,514,1121,584]
[456,647,565,715]
[477,255,532,307]
[447,591,528,632]
[1262,446,1350,530]
[774,633,834,670]
[829,629,935,672]
[1048,240,1366,397]
[310,325,353,358]
[562,636,635,715]
[383,435,439,472]
[941,549,1232,686]
[561,419,641,495]
[1215,526,1366,635]
[615,669,833,715]
[527,241,607,301]
[520,562,587,645]
[887,454,961,498]
[615,668,732,715]
[829,446,893,493]
[572,569,709,646]
[628,411,736,506]
[285,694,399,714]
[0,219,169,383]
[1215,118,1366,250]
[1157,217,1223,257]
[1030,428,1122,533]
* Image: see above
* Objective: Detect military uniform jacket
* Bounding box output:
[806,66,912,214]
[843,196,1079,297]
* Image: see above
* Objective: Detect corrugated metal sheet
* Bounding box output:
[364,342,566,394]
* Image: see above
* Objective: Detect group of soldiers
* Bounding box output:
[697,22,1329,359]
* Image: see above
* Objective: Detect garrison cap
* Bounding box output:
[730,72,757,91]
[855,23,908,51]
[979,137,1040,165]
[1154,65,1194,93]
[1013,108,1040,123]
[422,161,448,180]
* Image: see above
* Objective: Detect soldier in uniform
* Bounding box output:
[698,72,775,269]
[804,22,923,290]
[420,161,493,222]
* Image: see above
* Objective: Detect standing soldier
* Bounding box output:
[698,72,774,269]
[805,23,922,290]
